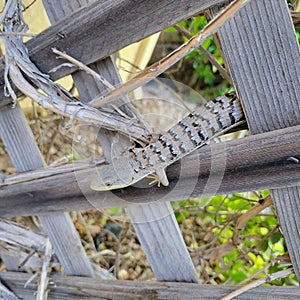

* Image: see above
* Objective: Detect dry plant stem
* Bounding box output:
[7,62,148,142]
[221,268,294,300]
[173,24,233,84]
[77,212,97,252]
[0,6,150,143]
[45,124,59,164]
[52,48,153,135]
[36,238,52,300]
[233,195,273,244]
[52,48,115,90]
[24,272,39,289]
[0,157,104,187]
[89,0,251,107]
[239,263,272,285]
[254,224,279,250]
[0,32,35,37]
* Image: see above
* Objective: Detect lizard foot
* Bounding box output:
[146,168,169,187]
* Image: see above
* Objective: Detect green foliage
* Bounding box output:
[164,16,230,99]
[165,2,300,98]
[173,192,296,285]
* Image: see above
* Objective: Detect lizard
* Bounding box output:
[90,92,245,191]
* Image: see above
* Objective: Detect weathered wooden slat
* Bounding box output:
[126,202,198,282]
[0,0,225,108]
[1,272,300,300]
[0,123,299,217]
[42,0,127,280]
[0,281,18,300]
[42,0,198,282]
[213,0,300,279]
[0,107,43,272]
[0,104,94,276]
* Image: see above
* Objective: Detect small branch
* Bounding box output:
[52,48,114,90]
[89,0,251,107]
[76,212,97,252]
[51,49,153,136]
[221,268,294,300]
[173,24,233,84]
[233,195,273,244]
[36,238,52,300]
[0,32,35,37]
[0,157,104,187]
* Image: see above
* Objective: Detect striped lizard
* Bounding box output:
[91,93,245,191]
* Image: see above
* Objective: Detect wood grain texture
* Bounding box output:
[0,281,18,300]
[126,202,198,282]
[0,104,94,276]
[1,124,299,217]
[1,272,300,300]
[43,0,198,283]
[44,0,197,282]
[0,5,96,277]
[213,0,300,279]
[42,0,122,279]
[0,0,225,108]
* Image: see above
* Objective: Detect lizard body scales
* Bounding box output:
[91,93,245,191]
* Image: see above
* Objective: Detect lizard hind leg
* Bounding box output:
[147,168,169,187]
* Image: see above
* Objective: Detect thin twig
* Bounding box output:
[52,48,114,90]
[173,24,233,84]
[52,49,153,136]
[23,0,38,11]
[76,212,97,252]
[239,263,272,285]
[45,123,59,164]
[1,156,105,187]
[0,32,35,37]
[89,0,251,107]
[233,195,273,245]
[36,238,52,300]
[221,268,294,300]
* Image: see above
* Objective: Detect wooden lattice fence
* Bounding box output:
[0,0,300,299]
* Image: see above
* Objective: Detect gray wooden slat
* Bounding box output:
[0,109,93,275]
[0,0,225,108]
[1,122,300,217]
[43,0,198,283]
[213,0,300,279]
[126,202,198,282]
[0,281,18,300]
[1,272,300,300]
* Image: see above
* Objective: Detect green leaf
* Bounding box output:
[259,240,269,252]
[270,231,282,244]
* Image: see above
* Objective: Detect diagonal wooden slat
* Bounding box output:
[213,0,300,279]
[43,0,198,283]
[0,281,18,300]
[0,0,225,108]
[0,106,94,276]
[126,202,198,282]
